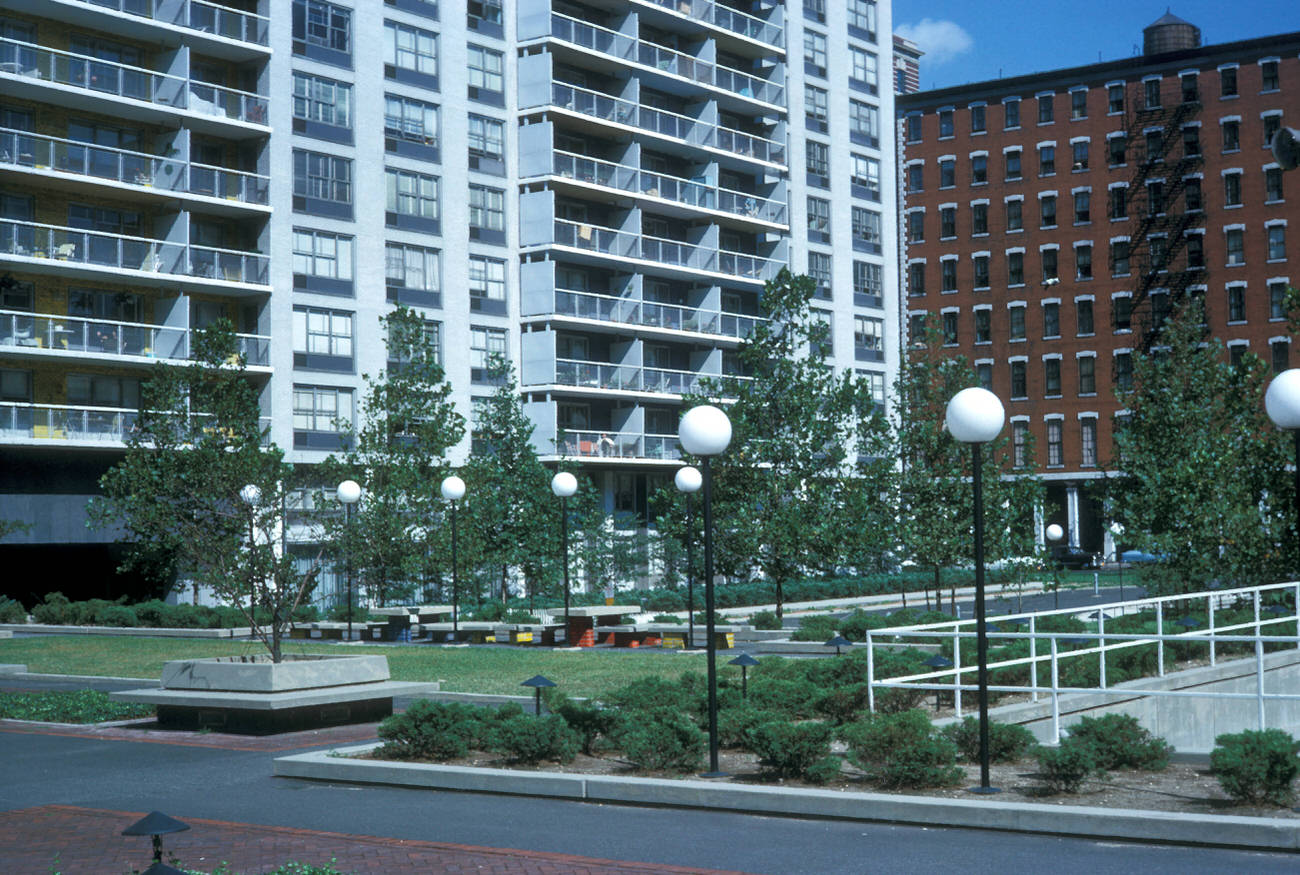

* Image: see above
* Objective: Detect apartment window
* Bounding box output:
[1113,295,1132,331]
[854,316,884,358]
[1010,360,1027,398]
[941,311,958,345]
[1182,126,1200,157]
[809,252,833,297]
[1013,421,1029,466]
[1042,247,1059,282]
[852,207,882,252]
[1108,134,1127,166]
[806,141,829,180]
[940,206,956,239]
[973,254,989,288]
[970,104,986,133]
[468,45,505,98]
[1186,233,1205,268]
[1070,90,1087,119]
[468,114,505,166]
[941,258,957,292]
[1146,180,1165,215]
[907,262,925,296]
[385,242,441,307]
[1115,352,1133,391]
[1262,60,1280,91]
[384,94,439,152]
[1144,129,1163,164]
[907,210,924,243]
[1224,171,1242,207]
[803,30,827,77]
[66,372,140,409]
[811,310,833,356]
[1273,339,1290,373]
[471,326,508,383]
[972,203,988,235]
[1230,344,1249,369]
[293,150,352,216]
[1080,419,1097,467]
[1076,244,1092,280]
[939,109,954,138]
[847,0,876,34]
[975,308,991,343]
[1228,285,1246,322]
[905,113,922,143]
[469,254,507,312]
[1226,228,1245,265]
[1072,140,1089,170]
[909,312,928,340]
[807,196,831,239]
[1046,419,1063,465]
[1263,116,1282,151]
[854,260,882,301]
[977,362,993,391]
[1006,198,1023,231]
[469,184,506,239]
[850,154,881,200]
[468,0,503,31]
[1073,190,1090,223]
[1004,98,1020,129]
[1043,301,1060,338]
[1109,185,1128,219]
[1108,83,1125,114]
[293,71,352,131]
[390,318,442,368]
[1184,177,1203,211]
[1270,281,1288,319]
[293,0,351,63]
[1040,194,1057,227]
[1077,299,1094,335]
[1144,78,1162,109]
[384,21,438,82]
[849,100,878,146]
[292,228,353,294]
[849,47,878,93]
[1038,93,1054,124]
[970,153,987,185]
[1149,235,1168,271]
[1221,66,1238,97]
[1009,305,1026,340]
[293,306,354,370]
[1039,144,1055,175]
[939,158,955,188]
[1078,355,1096,395]
[1269,225,1287,261]
[1223,120,1240,151]
[385,168,440,231]
[1005,148,1022,180]
[803,0,826,22]
[1151,290,1171,327]
[1008,250,1024,285]
[806,85,829,129]
[0,368,31,403]
[293,385,352,445]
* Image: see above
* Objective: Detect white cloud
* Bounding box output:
[895,18,974,66]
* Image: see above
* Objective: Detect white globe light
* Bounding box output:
[551,471,578,498]
[1046,524,1064,542]
[1109,521,1124,536]
[239,483,261,507]
[674,465,702,493]
[945,387,1005,444]
[336,479,361,505]
[678,405,732,457]
[441,475,466,501]
[1265,368,1300,430]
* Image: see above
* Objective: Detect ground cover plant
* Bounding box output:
[0,690,153,723]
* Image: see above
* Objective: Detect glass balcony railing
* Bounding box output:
[642,364,710,395]
[0,402,272,444]
[551,13,784,105]
[0,128,269,205]
[556,429,683,460]
[551,219,783,283]
[551,150,787,225]
[0,38,269,126]
[554,358,644,391]
[0,309,270,366]
[71,0,270,47]
[0,219,269,286]
[718,247,784,282]
[549,82,786,167]
[553,288,763,339]
[634,0,783,50]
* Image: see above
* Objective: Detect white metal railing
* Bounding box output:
[0,127,269,205]
[0,218,269,286]
[633,0,783,49]
[70,0,270,46]
[553,358,643,391]
[642,364,709,395]
[0,402,273,444]
[551,13,784,105]
[557,429,682,460]
[0,38,268,125]
[0,309,271,366]
[553,288,763,339]
[551,220,781,283]
[865,581,1300,742]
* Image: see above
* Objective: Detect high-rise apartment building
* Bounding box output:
[892,33,920,96]
[0,0,898,600]
[897,15,1298,555]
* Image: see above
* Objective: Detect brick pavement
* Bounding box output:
[0,806,752,875]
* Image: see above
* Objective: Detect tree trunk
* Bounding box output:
[775,579,784,621]
[501,564,508,604]
[933,566,941,614]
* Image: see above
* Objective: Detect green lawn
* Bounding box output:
[0,636,710,697]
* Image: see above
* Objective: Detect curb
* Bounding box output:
[274,744,1300,852]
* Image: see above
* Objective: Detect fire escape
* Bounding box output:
[1117,75,1206,353]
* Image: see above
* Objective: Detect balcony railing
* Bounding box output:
[0,309,270,366]
[551,219,783,283]
[557,429,682,460]
[552,150,787,225]
[0,38,269,126]
[0,402,273,445]
[554,288,763,339]
[0,219,269,286]
[0,128,269,205]
[554,358,644,391]
[550,82,786,167]
[551,13,784,105]
[70,0,270,47]
[642,364,710,395]
[634,0,783,50]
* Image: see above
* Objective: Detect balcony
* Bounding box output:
[548,81,786,168]
[631,0,783,52]
[0,309,270,368]
[0,128,269,208]
[549,13,784,107]
[1,218,269,288]
[0,401,272,446]
[544,358,740,398]
[0,38,269,129]
[552,288,762,340]
[555,428,681,461]
[66,0,272,48]
[550,218,784,284]
[550,150,787,227]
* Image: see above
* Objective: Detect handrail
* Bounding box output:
[0,308,270,365]
[66,0,270,46]
[633,0,783,49]
[0,401,273,445]
[551,219,782,283]
[557,429,684,460]
[552,288,763,340]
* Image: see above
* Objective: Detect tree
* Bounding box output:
[1111,308,1293,593]
[891,325,1042,611]
[319,307,464,608]
[91,323,317,662]
[690,269,890,619]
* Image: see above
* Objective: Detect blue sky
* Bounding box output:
[892,2,1300,90]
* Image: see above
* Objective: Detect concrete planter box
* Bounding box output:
[160,654,390,692]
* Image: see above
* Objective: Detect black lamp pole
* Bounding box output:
[702,455,721,775]
[561,496,570,638]
[450,499,459,637]
[971,442,997,794]
[344,502,354,642]
[686,491,695,650]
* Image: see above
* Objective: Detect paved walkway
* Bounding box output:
[0,805,745,875]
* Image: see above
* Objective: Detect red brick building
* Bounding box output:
[896,15,1299,556]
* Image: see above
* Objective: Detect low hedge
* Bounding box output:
[24,593,320,629]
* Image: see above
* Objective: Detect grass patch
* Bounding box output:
[0,637,702,697]
[0,689,154,723]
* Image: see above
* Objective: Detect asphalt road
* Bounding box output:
[0,730,1296,874]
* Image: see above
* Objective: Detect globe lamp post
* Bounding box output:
[551,471,578,642]
[1266,369,1300,562]
[674,465,702,649]
[336,479,361,641]
[441,475,466,637]
[1046,523,1064,609]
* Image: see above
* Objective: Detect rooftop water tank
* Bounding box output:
[1144,11,1201,55]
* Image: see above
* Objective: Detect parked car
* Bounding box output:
[1051,545,1100,570]
[1120,549,1163,565]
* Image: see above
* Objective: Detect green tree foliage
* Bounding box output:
[1112,309,1293,593]
[688,269,891,618]
[319,307,465,607]
[91,322,315,661]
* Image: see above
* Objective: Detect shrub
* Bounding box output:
[602,676,696,716]
[97,605,139,627]
[804,755,843,785]
[746,677,820,719]
[619,712,706,773]
[552,695,624,755]
[749,611,782,630]
[873,686,927,714]
[375,700,484,761]
[717,705,782,748]
[490,714,579,764]
[747,720,834,780]
[652,614,684,625]
[30,592,74,625]
[812,683,871,725]
[503,609,541,624]
[1066,713,1171,771]
[1035,740,1101,794]
[942,717,1037,764]
[0,596,27,623]
[643,589,685,612]
[1210,729,1300,806]
[790,614,838,642]
[840,710,962,789]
